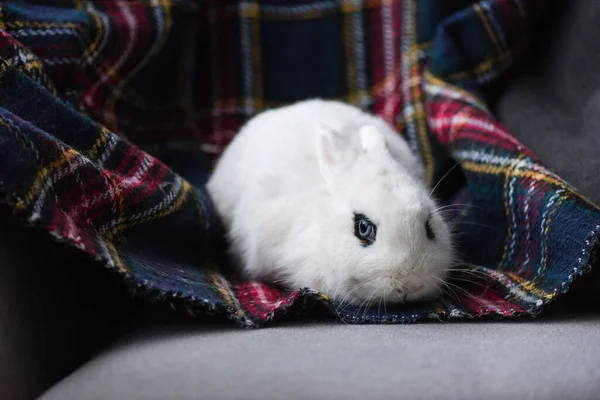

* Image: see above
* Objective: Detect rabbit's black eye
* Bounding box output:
[354,213,377,246]
[425,216,435,241]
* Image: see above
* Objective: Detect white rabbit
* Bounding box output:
[206,99,454,305]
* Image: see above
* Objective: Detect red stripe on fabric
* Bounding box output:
[236,282,266,320]
[82,1,132,114]
[119,2,150,78]
[113,145,137,176]
[428,98,537,158]
[268,290,298,315]
[236,281,292,320]
[109,2,152,135]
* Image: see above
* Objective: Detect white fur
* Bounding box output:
[206,99,453,305]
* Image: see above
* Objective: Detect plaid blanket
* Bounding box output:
[0,0,598,327]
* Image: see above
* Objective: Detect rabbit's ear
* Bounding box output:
[315,123,353,189]
[359,125,390,158]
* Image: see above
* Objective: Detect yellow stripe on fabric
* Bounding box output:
[423,71,488,111]
[4,21,84,30]
[342,91,372,105]
[208,271,235,307]
[103,167,126,239]
[538,193,565,285]
[18,124,113,210]
[445,49,515,82]
[0,61,8,79]
[434,303,448,317]
[208,270,247,320]
[372,64,400,94]
[341,1,362,15]
[88,126,112,160]
[104,238,128,273]
[22,60,45,76]
[463,160,557,186]
[89,132,126,243]
[0,116,32,160]
[73,0,85,10]
[462,156,597,277]
[16,148,79,210]
[371,41,435,97]
[0,21,60,96]
[5,97,110,210]
[109,179,192,237]
[461,160,600,210]
[498,155,525,270]
[78,16,158,103]
[543,195,564,242]
[0,5,6,32]
[81,11,104,62]
[505,272,555,300]
[473,3,502,53]
[156,0,174,54]
[406,0,434,186]
[76,2,178,104]
[239,2,258,18]
[85,5,138,115]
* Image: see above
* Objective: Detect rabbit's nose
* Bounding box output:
[391,276,424,294]
[398,284,423,294]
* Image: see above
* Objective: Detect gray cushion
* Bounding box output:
[495,1,600,203]
[41,316,600,400]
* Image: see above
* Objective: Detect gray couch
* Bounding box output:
[2,1,600,399]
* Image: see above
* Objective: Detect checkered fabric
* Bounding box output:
[0,0,597,327]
